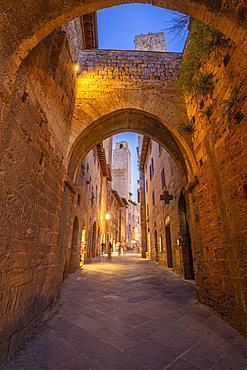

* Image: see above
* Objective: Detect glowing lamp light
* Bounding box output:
[105,213,110,220]
[75,65,79,71]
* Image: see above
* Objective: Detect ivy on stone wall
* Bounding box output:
[177,20,221,99]
[220,86,239,124]
[177,116,195,131]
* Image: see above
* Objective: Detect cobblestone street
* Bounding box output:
[2,255,247,370]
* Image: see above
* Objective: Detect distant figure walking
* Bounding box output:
[118,242,121,256]
[101,242,105,262]
[108,242,112,261]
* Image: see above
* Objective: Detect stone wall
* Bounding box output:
[184,37,247,336]
[0,34,75,363]
[112,169,128,201]
[0,28,77,365]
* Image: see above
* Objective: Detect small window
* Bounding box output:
[150,158,154,180]
[93,146,96,163]
[149,141,152,154]
[120,144,123,149]
[161,167,166,189]
[152,190,155,206]
[159,144,162,154]
[159,235,163,253]
[95,185,98,203]
[147,204,149,219]
[146,179,148,192]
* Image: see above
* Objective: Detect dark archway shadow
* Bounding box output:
[68,216,79,274]
[178,189,195,280]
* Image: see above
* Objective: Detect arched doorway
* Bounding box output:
[165,223,173,269]
[154,230,158,262]
[91,222,97,258]
[69,216,79,273]
[80,221,87,266]
[96,227,100,256]
[178,191,194,280]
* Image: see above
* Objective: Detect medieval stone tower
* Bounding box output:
[112,141,131,200]
[135,32,166,52]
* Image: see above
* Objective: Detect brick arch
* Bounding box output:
[1,0,247,101]
[67,108,197,187]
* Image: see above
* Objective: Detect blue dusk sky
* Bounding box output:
[98,4,187,202]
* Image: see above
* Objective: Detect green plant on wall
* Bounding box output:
[220,86,238,124]
[199,106,210,118]
[177,116,195,131]
[177,20,221,99]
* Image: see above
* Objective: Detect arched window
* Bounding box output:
[159,235,163,253]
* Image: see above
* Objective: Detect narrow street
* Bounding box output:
[2,255,247,370]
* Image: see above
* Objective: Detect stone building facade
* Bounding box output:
[112,141,140,245]
[138,136,194,279]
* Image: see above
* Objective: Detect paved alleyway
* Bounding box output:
[2,255,247,370]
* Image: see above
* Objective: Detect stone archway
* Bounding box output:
[0,2,247,364]
[67,108,197,186]
[1,0,247,99]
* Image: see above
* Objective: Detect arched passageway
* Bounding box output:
[154,230,158,262]
[68,109,197,186]
[0,1,247,365]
